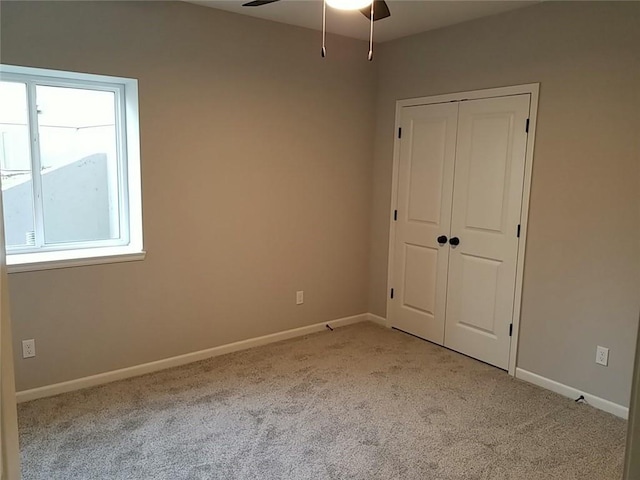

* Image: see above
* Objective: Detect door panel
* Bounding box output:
[444,94,530,369]
[458,254,501,335]
[465,115,511,232]
[390,103,458,343]
[403,244,438,315]
[407,120,448,225]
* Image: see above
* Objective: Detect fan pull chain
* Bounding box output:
[321,0,327,58]
[367,1,374,61]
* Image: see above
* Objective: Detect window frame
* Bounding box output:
[0,64,144,272]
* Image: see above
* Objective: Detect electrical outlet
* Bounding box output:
[22,339,36,359]
[596,346,609,366]
[296,290,304,305]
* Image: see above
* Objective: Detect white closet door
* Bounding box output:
[390,103,458,344]
[444,94,530,369]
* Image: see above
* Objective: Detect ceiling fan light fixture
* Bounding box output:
[325,0,373,11]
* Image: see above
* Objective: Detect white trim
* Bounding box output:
[26,80,46,250]
[385,84,540,378]
[16,313,372,403]
[385,97,403,328]
[394,84,541,109]
[367,313,388,328]
[509,85,540,376]
[7,249,145,273]
[516,368,629,419]
[0,63,135,86]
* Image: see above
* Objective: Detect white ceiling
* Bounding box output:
[188,0,539,43]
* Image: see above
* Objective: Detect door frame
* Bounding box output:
[386,83,540,377]
[0,177,21,478]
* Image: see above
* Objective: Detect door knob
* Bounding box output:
[437,235,448,245]
[449,237,460,246]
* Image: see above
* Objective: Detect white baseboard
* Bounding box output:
[29,315,623,421]
[16,313,372,403]
[515,368,629,419]
[366,313,388,328]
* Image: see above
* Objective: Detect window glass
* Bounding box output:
[36,85,121,244]
[0,81,36,248]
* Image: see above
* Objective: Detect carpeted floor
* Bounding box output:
[19,322,627,479]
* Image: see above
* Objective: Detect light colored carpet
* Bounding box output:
[19,322,626,479]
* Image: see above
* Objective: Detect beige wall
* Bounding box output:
[1,1,376,391]
[2,0,639,410]
[370,2,640,406]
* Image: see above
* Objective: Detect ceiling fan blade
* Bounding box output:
[360,0,391,21]
[242,0,280,6]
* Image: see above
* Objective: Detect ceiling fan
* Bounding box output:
[241,0,391,22]
[241,0,391,60]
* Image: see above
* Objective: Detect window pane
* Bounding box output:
[36,85,121,245]
[0,81,36,248]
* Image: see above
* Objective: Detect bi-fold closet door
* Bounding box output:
[389,94,530,370]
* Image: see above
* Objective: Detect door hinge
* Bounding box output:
[509,323,513,337]
[390,288,394,299]
[398,127,402,139]
[393,210,398,221]
[525,118,530,133]
[517,224,521,238]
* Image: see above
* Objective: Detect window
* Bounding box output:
[0,65,143,272]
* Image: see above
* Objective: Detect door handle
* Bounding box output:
[437,235,448,245]
[449,237,460,247]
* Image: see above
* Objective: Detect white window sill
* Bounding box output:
[6,247,146,273]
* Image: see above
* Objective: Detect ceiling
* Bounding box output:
[188,0,539,43]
